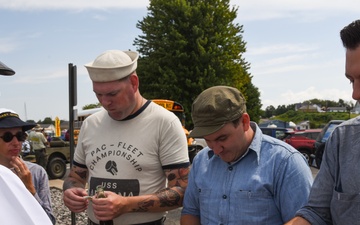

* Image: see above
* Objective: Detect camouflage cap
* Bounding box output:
[189,86,246,138]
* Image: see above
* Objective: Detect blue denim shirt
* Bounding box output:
[296,116,360,225]
[182,123,313,224]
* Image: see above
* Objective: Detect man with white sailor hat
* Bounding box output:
[63,50,190,225]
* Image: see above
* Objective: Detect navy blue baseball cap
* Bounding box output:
[0,108,36,131]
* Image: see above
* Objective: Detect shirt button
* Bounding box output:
[222,195,227,199]
[228,166,233,171]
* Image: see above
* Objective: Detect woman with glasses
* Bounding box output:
[0,108,55,224]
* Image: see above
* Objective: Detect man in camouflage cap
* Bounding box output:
[181,86,313,224]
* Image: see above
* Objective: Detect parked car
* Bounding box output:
[283,129,322,165]
[189,138,207,162]
[314,120,345,168]
[260,127,290,140]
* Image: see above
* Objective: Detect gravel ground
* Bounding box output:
[51,187,87,225]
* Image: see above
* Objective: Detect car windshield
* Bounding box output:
[275,130,287,140]
[321,123,339,142]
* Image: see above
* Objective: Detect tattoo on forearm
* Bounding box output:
[168,173,176,181]
[134,200,156,212]
[63,179,80,190]
[167,167,189,187]
[132,167,188,212]
[69,165,87,180]
[157,188,181,207]
[75,170,87,179]
[133,188,181,212]
[62,165,87,190]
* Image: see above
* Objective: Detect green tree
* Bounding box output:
[26,119,36,124]
[243,82,261,122]
[82,103,101,110]
[42,117,53,124]
[134,0,261,128]
[275,105,287,115]
[265,105,276,118]
[338,98,345,107]
[286,104,296,111]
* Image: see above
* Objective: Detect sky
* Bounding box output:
[0,0,359,122]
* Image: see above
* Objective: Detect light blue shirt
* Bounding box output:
[182,122,313,224]
[25,161,56,224]
[296,116,360,225]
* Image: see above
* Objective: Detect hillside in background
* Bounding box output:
[270,110,355,128]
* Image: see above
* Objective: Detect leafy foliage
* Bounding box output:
[274,110,353,128]
[42,117,53,124]
[82,103,101,110]
[263,98,354,118]
[134,0,261,128]
[26,119,36,124]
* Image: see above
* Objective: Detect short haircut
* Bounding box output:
[340,19,360,50]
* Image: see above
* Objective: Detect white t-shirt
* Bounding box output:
[74,101,189,224]
[0,165,52,225]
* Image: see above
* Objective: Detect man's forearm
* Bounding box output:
[284,216,311,225]
[180,214,200,225]
[127,186,185,213]
[62,177,86,190]
[63,165,88,190]
[155,186,184,208]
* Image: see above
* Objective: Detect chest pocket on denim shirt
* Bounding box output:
[231,190,276,224]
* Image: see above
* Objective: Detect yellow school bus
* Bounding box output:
[152,99,186,127]
[152,99,197,162]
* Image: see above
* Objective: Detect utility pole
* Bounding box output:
[68,63,77,225]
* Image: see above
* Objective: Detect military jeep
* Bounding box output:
[23,137,71,179]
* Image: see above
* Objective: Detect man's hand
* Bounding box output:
[62,165,89,213]
[63,187,89,213]
[92,191,129,221]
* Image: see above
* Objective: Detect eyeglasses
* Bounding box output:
[0,131,26,143]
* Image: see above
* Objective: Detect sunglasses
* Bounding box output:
[0,131,26,143]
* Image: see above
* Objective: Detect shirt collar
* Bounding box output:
[248,122,262,164]
[206,122,263,165]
